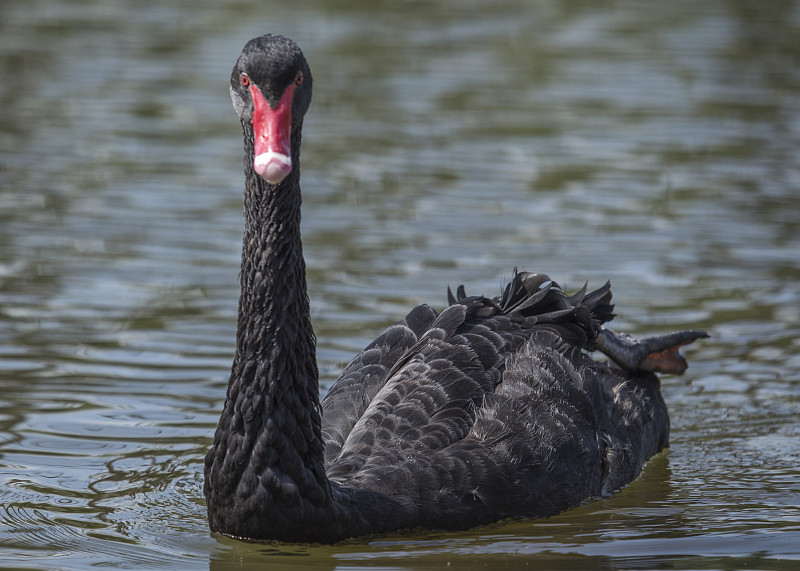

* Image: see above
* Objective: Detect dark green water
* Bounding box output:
[1,1,798,569]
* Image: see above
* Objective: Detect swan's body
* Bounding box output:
[204,35,705,543]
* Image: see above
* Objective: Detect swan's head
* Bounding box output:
[231,35,313,185]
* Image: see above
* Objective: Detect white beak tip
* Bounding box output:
[254,152,292,185]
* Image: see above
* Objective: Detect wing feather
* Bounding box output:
[321,271,666,526]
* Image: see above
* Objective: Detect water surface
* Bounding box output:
[1,1,799,569]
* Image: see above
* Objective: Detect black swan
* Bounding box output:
[204,34,707,543]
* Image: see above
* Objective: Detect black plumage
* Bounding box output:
[203,34,706,544]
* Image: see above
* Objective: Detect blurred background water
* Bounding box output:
[1,0,799,569]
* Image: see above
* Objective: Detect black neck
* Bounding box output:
[235,121,314,379]
[206,120,332,538]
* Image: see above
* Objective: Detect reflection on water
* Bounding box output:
[1,0,799,569]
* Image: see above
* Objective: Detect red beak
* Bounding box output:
[249,82,297,185]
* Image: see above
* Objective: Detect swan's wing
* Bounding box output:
[324,273,611,478]
[321,273,692,529]
[319,271,585,464]
[320,303,438,463]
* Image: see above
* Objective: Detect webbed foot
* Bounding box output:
[594,328,708,374]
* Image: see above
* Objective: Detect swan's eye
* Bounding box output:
[240,73,250,87]
[294,72,303,86]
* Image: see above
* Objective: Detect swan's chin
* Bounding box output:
[255,152,292,185]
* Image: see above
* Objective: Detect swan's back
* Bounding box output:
[319,272,668,529]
